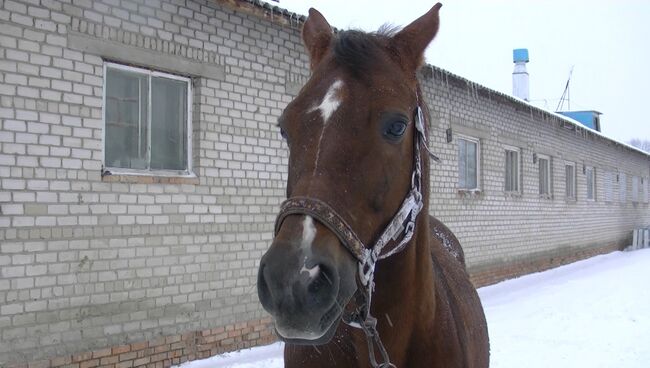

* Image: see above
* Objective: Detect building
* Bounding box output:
[0,0,648,366]
[557,110,602,131]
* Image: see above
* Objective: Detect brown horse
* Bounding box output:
[257,3,489,367]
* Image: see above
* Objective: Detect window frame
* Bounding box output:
[604,170,614,203]
[504,146,521,194]
[537,154,552,198]
[586,166,596,201]
[631,176,639,203]
[457,135,481,191]
[102,61,194,177]
[619,172,627,203]
[564,161,576,200]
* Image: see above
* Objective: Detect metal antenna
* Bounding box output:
[556,66,574,111]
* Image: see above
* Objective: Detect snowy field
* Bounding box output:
[177,249,650,368]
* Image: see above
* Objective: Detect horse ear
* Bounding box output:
[391,3,442,72]
[302,8,334,70]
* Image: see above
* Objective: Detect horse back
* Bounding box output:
[428,219,490,367]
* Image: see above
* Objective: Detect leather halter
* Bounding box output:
[274,100,435,368]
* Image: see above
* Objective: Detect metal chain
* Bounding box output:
[361,315,397,368]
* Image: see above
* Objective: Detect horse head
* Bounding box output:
[257,4,442,345]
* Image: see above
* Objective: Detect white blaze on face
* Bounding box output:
[300,215,320,279]
[301,215,317,251]
[311,80,344,176]
[310,79,344,125]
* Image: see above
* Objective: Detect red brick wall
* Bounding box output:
[470,244,623,288]
[6,318,276,368]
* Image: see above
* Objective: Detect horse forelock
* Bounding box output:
[333,26,400,78]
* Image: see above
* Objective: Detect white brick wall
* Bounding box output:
[0,0,648,364]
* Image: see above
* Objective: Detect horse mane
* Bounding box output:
[333,25,400,77]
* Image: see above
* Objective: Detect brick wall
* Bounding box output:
[419,66,650,273]
[0,0,648,366]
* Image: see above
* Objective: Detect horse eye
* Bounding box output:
[383,121,407,140]
[279,127,288,141]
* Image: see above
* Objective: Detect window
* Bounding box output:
[619,173,627,203]
[538,155,551,196]
[565,162,576,199]
[604,171,614,202]
[504,148,520,193]
[586,166,595,201]
[632,176,639,203]
[103,62,192,175]
[645,178,649,203]
[458,136,480,190]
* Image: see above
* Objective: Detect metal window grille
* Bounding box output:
[565,164,575,199]
[505,149,519,192]
[458,137,479,190]
[538,157,551,195]
[586,167,595,200]
[604,171,613,202]
[620,173,627,203]
[632,176,639,202]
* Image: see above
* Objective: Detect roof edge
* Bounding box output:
[419,63,649,158]
[215,0,307,29]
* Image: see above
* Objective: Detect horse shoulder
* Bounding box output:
[429,215,466,267]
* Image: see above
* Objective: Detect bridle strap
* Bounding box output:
[274,196,366,262]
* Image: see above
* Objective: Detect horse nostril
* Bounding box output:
[257,263,275,312]
[305,263,336,305]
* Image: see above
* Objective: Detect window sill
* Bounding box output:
[504,191,522,198]
[458,189,483,198]
[101,171,199,185]
[539,194,553,200]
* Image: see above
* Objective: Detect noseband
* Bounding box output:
[274,98,436,368]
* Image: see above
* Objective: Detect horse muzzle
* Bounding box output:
[257,215,358,344]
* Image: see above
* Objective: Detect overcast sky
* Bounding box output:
[277,0,650,145]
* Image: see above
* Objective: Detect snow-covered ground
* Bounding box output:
[176,249,650,368]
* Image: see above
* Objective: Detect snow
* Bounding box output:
[481,249,650,368]
[175,249,650,368]
[177,342,284,368]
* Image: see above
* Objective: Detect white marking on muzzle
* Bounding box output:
[300,215,320,279]
[301,215,316,251]
[300,263,320,279]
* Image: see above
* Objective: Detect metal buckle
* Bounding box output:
[358,248,377,287]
